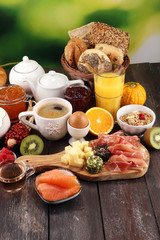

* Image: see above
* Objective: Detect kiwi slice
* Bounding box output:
[143,127,160,149]
[20,135,44,155]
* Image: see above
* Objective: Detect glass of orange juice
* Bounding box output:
[94,67,125,119]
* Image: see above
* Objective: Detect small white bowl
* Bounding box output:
[67,119,90,145]
[117,104,156,136]
[0,108,11,140]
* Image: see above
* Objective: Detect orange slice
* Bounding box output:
[86,107,114,135]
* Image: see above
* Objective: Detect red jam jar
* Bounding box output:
[0,85,27,123]
[64,85,91,112]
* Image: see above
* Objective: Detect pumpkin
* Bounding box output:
[121,82,146,106]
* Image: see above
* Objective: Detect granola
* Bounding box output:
[120,111,153,126]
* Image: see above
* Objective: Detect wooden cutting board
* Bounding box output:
[18,144,149,182]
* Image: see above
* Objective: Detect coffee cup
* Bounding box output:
[0,159,35,193]
[19,97,72,140]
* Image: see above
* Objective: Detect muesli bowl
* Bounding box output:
[117,104,156,136]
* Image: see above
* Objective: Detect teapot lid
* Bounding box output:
[14,56,39,73]
[39,71,68,88]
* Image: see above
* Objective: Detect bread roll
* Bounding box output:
[64,38,87,68]
[68,22,130,55]
[77,49,112,74]
[0,67,7,86]
[95,44,124,65]
[68,22,94,47]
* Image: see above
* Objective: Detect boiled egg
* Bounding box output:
[69,111,89,129]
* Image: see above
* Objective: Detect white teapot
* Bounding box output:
[25,70,84,102]
[9,56,45,94]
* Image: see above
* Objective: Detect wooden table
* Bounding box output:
[0,63,160,240]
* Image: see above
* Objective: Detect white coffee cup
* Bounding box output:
[19,97,72,140]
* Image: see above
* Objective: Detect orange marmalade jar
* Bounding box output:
[0,85,26,123]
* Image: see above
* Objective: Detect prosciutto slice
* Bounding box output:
[104,154,147,173]
[108,144,147,159]
[89,131,140,148]
[105,155,132,173]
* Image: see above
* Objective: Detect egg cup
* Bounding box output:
[67,119,90,145]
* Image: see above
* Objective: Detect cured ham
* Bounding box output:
[89,130,148,173]
[104,155,132,173]
[104,154,147,173]
[108,144,147,159]
[109,143,137,153]
[89,131,140,148]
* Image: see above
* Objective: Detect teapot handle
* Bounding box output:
[19,111,38,131]
[68,79,84,86]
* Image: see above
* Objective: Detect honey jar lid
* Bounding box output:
[14,56,39,73]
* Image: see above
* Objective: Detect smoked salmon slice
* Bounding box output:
[36,169,77,189]
[37,183,81,201]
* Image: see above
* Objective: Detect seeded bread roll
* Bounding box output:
[88,22,129,55]
[68,22,130,55]
[64,38,87,68]
[77,49,112,74]
[95,44,124,65]
[0,67,7,86]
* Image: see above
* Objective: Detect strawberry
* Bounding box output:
[0,148,16,166]
[0,154,4,163]
[6,154,15,160]
[0,153,7,161]
[0,159,14,166]
[1,147,12,154]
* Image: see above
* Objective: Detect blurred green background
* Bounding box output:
[0,0,160,67]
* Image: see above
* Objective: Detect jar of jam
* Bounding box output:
[0,85,27,123]
[64,85,91,112]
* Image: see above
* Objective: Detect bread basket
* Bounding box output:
[61,53,130,91]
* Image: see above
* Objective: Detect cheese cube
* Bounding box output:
[84,146,93,153]
[68,148,79,161]
[72,141,83,150]
[65,145,73,154]
[61,153,71,164]
[78,150,85,159]
[81,141,89,149]
[69,158,84,168]
[84,151,94,159]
